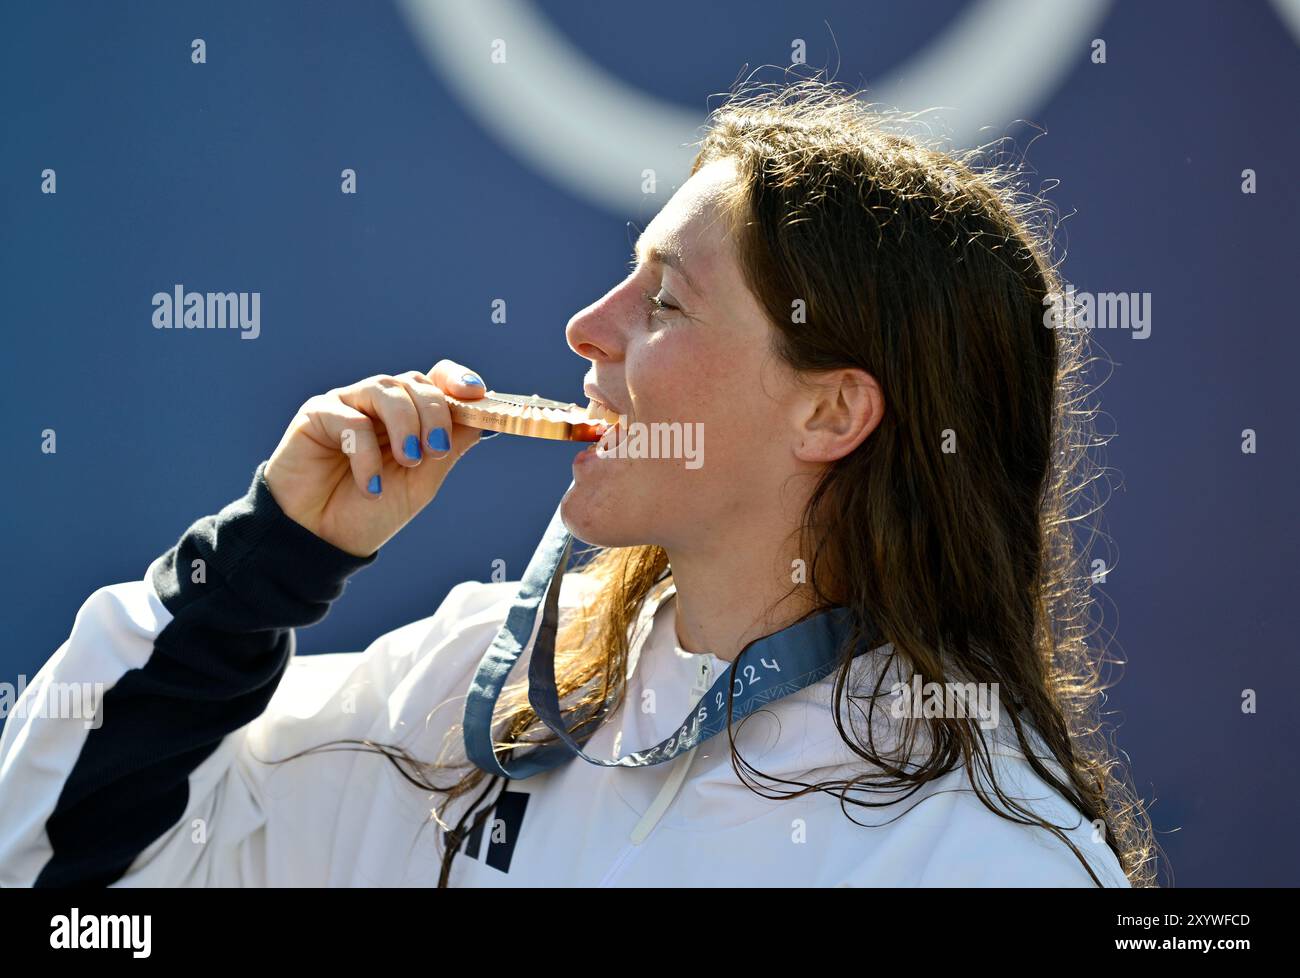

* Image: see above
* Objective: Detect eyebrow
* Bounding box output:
[634,236,701,298]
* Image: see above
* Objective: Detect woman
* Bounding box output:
[0,80,1154,887]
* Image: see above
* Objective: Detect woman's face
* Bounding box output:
[562,158,810,550]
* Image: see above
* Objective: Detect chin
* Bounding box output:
[560,484,652,548]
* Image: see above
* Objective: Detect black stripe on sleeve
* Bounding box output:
[36,460,378,887]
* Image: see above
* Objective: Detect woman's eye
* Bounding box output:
[642,287,679,316]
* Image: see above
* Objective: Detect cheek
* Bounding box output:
[625,331,722,421]
[627,331,776,467]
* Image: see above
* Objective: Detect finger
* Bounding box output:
[303,396,385,498]
[335,375,425,468]
[392,371,455,458]
[428,359,487,400]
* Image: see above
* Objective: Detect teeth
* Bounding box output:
[585,399,621,425]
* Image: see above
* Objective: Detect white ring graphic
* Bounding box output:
[395,0,1112,214]
[1268,0,1300,44]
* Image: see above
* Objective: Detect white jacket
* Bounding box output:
[0,463,1131,887]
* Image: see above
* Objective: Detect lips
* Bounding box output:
[583,383,627,418]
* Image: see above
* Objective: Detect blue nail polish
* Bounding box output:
[403,434,421,460]
[461,373,484,387]
[367,474,382,495]
[428,427,451,451]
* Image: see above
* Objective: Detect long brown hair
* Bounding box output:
[271,77,1157,887]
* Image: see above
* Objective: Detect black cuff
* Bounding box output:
[150,459,379,629]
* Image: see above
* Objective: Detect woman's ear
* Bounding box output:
[792,368,884,463]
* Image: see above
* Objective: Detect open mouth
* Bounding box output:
[579,397,624,453]
[584,397,622,426]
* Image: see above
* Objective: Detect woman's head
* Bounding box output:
[561,80,1060,626]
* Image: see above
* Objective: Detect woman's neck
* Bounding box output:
[665,530,822,663]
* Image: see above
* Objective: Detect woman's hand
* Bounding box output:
[263,361,487,557]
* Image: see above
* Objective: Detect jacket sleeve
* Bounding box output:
[0,460,388,887]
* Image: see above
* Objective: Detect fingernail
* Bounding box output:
[367,474,382,495]
[428,427,451,451]
[461,373,484,387]
[403,434,421,460]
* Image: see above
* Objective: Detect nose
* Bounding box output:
[565,277,636,363]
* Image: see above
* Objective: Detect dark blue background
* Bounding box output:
[2,1,1296,886]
